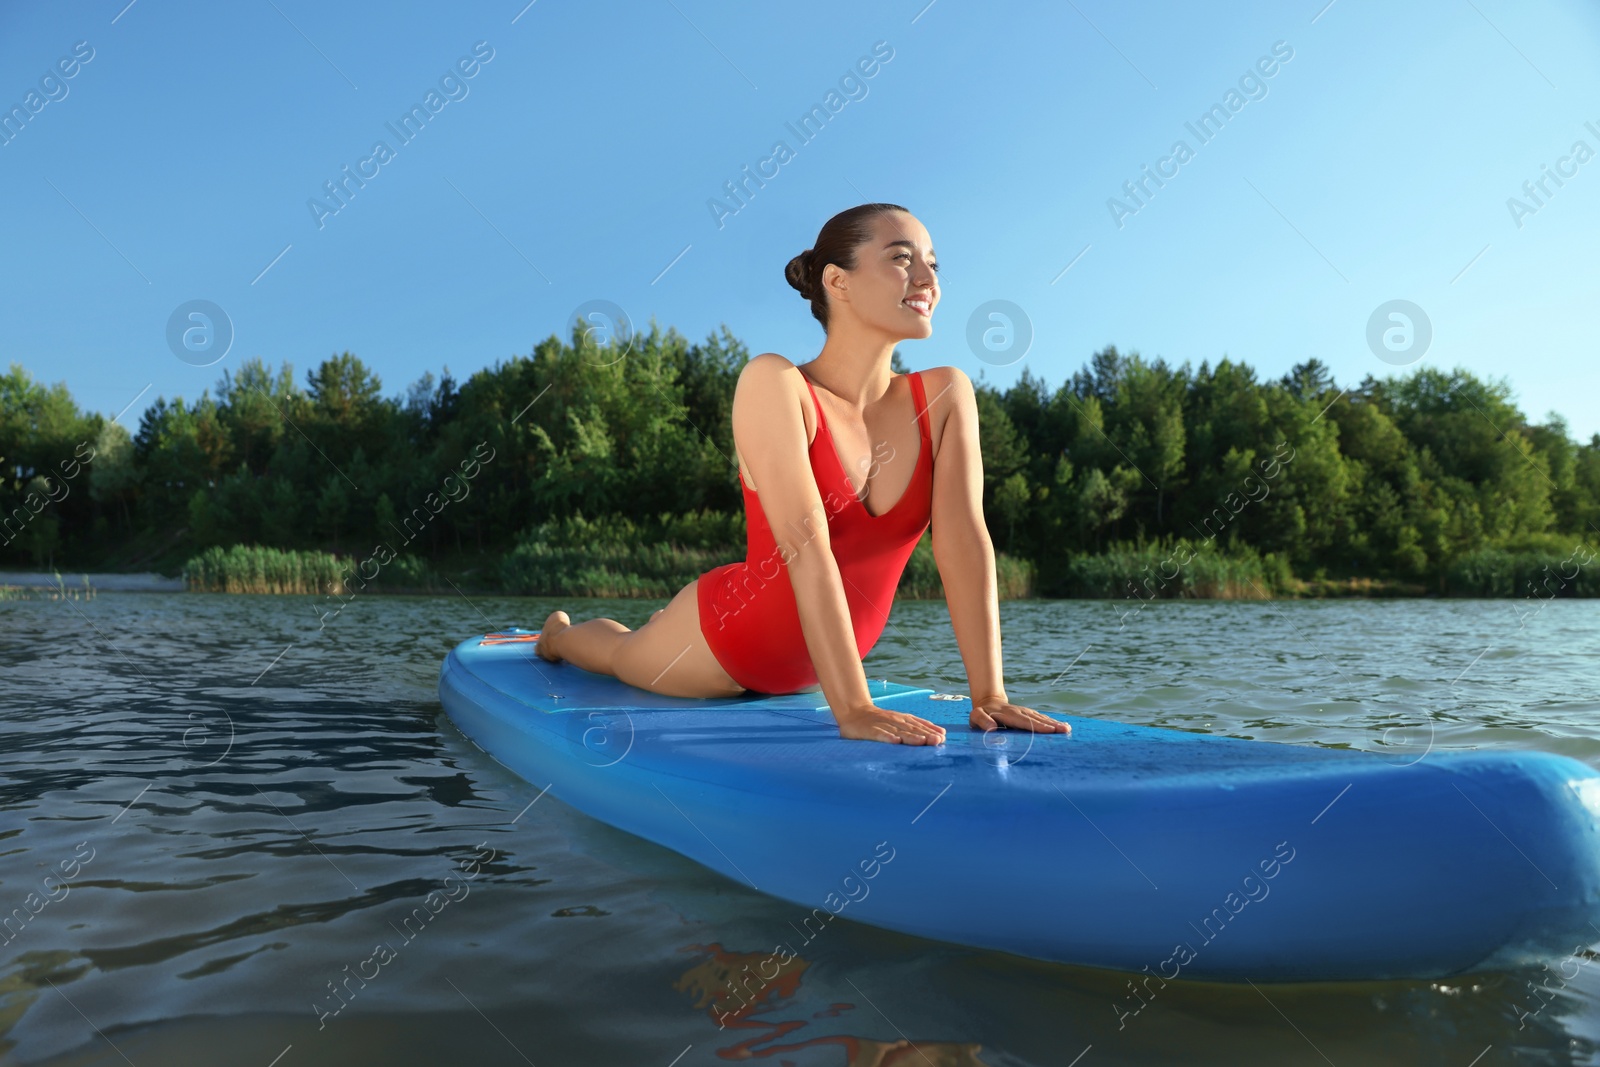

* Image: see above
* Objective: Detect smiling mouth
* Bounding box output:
[902,298,932,317]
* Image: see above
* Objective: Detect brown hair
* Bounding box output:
[785,202,909,330]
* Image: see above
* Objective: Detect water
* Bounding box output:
[2,591,1597,1066]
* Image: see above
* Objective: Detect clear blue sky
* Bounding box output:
[3,0,1597,439]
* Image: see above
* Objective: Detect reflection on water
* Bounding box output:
[1,593,1597,1065]
[675,943,987,1064]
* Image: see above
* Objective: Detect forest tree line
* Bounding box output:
[2,321,1597,596]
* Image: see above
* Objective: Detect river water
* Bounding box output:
[1,592,1597,1066]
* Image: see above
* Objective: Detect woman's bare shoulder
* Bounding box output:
[910,366,972,461]
[731,354,818,492]
[735,353,806,411]
[910,365,972,416]
[742,352,801,378]
[914,364,969,394]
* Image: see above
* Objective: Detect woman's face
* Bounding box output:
[826,210,939,339]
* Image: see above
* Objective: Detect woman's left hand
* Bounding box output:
[970,699,1071,734]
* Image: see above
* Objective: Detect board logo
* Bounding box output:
[479,631,540,646]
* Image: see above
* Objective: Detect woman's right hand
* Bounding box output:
[835,704,947,745]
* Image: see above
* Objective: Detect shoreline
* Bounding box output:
[1,571,1582,601]
[0,571,185,593]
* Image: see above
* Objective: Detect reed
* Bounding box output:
[0,574,97,601]
[184,545,346,594]
[184,545,443,594]
[1444,537,1598,597]
[1043,540,1291,599]
[499,511,743,598]
[499,512,1036,600]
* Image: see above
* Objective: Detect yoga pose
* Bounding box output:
[536,203,1069,745]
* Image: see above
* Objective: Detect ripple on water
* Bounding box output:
[1,593,1597,1066]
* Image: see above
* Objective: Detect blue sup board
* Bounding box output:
[439,628,1600,982]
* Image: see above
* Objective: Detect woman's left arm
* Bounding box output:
[928,366,1071,734]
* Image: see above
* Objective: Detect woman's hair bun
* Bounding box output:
[785,249,815,299]
[789,202,909,330]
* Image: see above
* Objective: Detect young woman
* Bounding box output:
[535,203,1069,745]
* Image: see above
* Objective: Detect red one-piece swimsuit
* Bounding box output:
[697,368,935,694]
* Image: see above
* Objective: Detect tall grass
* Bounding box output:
[0,573,96,601]
[1444,536,1598,597]
[184,545,440,594]
[1043,539,1292,599]
[499,511,1037,600]
[191,528,1596,600]
[499,510,744,598]
[184,545,345,594]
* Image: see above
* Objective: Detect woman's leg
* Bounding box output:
[534,608,667,673]
[535,580,746,699]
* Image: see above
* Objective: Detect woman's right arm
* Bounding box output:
[733,355,945,745]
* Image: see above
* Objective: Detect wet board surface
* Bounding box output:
[439,628,1600,981]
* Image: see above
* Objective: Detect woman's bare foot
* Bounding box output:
[535,610,570,662]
